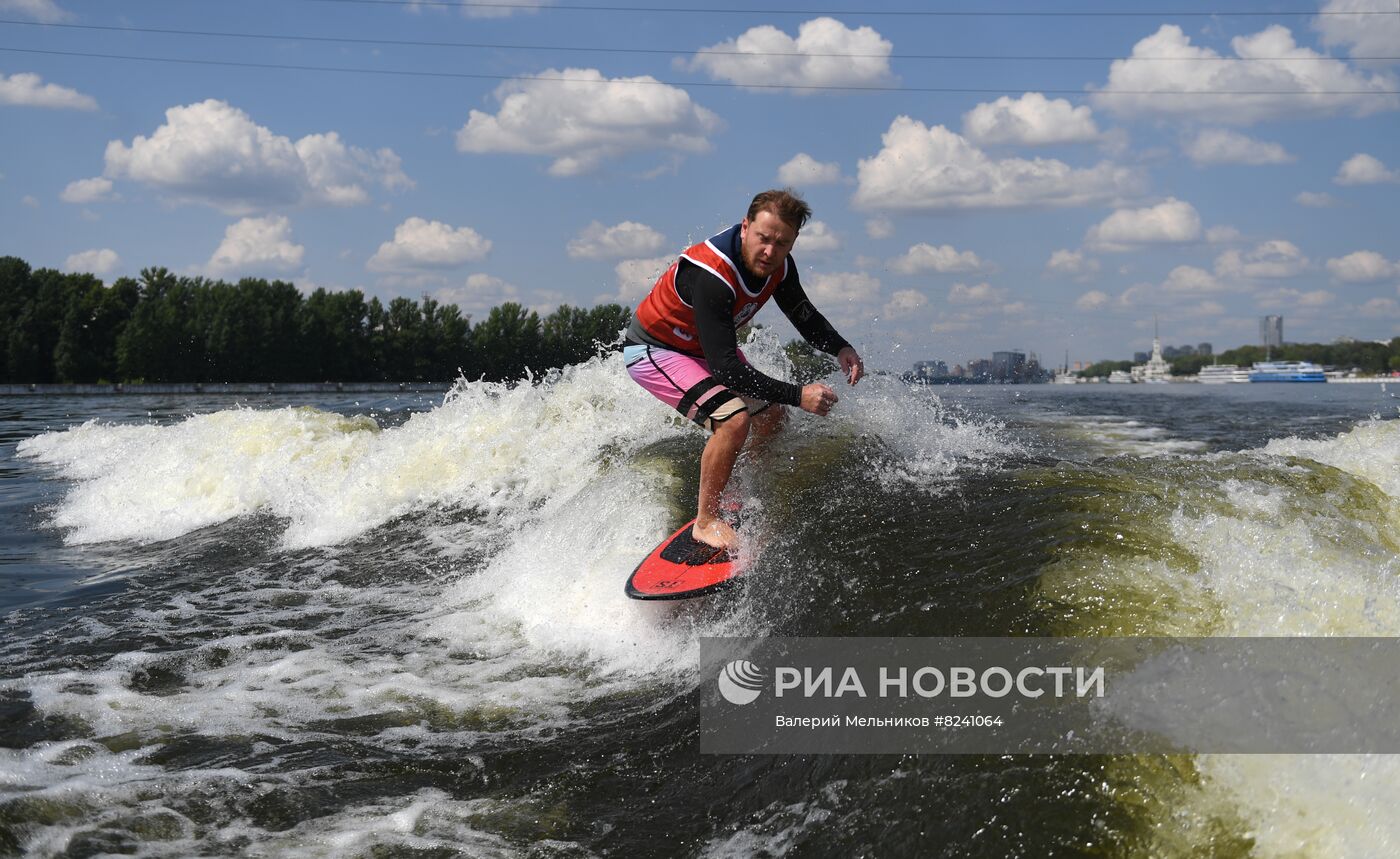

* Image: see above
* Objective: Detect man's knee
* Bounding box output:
[710,409,751,442]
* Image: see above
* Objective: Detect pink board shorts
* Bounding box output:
[624,344,772,431]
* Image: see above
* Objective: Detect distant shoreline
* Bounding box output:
[0,382,453,396]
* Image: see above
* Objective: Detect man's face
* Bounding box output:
[740,209,797,279]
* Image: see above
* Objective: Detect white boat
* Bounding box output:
[1107,370,1133,384]
[1249,361,1326,383]
[1195,364,1251,384]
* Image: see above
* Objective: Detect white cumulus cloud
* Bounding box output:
[1215,240,1309,279]
[804,271,882,331]
[962,93,1100,146]
[1205,225,1243,245]
[434,274,525,317]
[1046,249,1101,279]
[777,153,843,186]
[806,271,881,305]
[883,289,928,317]
[60,177,116,204]
[613,256,674,304]
[1184,300,1228,318]
[1184,129,1294,165]
[865,218,895,240]
[1314,0,1400,67]
[0,0,72,21]
[947,282,1007,305]
[1295,191,1339,207]
[795,221,841,254]
[64,248,120,276]
[1254,287,1336,308]
[296,132,412,206]
[1161,265,1224,294]
[205,216,304,278]
[889,243,986,275]
[410,0,550,17]
[0,72,96,110]
[1092,24,1398,124]
[1084,198,1202,252]
[1358,297,1400,316]
[456,68,721,176]
[567,221,667,260]
[687,17,893,92]
[103,100,410,214]
[853,117,1141,212]
[368,218,492,271]
[1334,153,1399,185]
[1326,250,1398,283]
[1076,290,1112,310]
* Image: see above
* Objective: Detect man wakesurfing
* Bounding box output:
[623,188,863,550]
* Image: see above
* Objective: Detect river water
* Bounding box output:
[3,338,1399,857]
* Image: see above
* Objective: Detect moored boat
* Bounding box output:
[1195,364,1251,384]
[1249,361,1326,382]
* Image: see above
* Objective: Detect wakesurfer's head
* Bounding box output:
[740,188,809,279]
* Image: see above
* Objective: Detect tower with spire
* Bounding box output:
[1132,316,1173,383]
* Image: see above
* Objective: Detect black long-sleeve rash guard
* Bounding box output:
[678,258,851,407]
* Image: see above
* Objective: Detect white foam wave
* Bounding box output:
[1263,418,1400,501]
[18,336,1013,552]
[1069,414,1206,457]
[231,789,528,859]
[18,353,679,549]
[1046,417,1400,857]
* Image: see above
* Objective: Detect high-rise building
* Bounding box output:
[990,351,1026,381]
[1261,316,1283,349]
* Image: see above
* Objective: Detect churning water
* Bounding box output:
[3,339,1398,857]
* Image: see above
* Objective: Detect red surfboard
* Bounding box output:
[626,517,744,600]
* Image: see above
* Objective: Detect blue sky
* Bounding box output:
[2,0,1397,369]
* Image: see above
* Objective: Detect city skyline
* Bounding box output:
[2,0,1397,370]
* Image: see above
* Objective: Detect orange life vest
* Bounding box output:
[634,226,787,354]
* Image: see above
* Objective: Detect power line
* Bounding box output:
[297,0,1400,16]
[6,20,1396,62]
[5,46,1398,95]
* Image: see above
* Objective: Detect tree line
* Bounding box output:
[0,257,631,384]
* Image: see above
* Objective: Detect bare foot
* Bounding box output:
[692,517,738,550]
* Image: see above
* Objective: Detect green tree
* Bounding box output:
[6,305,43,383]
[587,303,630,350]
[540,305,593,369]
[422,298,472,380]
[1081,359,1132,379]
[301,288,373,380]
[1169,354,1212,377]
[473,302,541,382]
[381,296,424,380]
[0,256,35,381]
[52,274,109,383]
[116,268,196,381]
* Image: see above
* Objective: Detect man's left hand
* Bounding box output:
[838,347,863,385]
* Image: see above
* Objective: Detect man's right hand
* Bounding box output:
[800,383,838,416]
